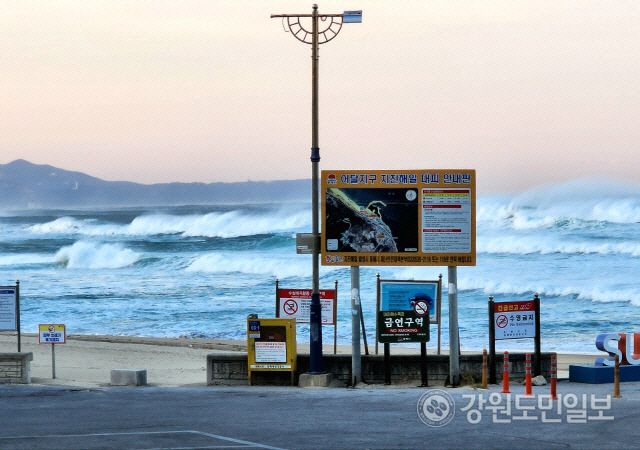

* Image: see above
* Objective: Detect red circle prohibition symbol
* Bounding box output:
[496,315,509,328]
[283,299,298,315]
[414,301,429,316]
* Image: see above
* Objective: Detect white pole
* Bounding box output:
[351,266,361,386]
[52,344,56,379]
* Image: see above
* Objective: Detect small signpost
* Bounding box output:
[39,324,66,379]
[0,281,20,351]
[375,276,442,353]
[488,295,541,384]
[275,280,344,354]
[376,277,442,386]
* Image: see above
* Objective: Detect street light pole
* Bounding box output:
[309,5,323,374]
[271,5,361,375]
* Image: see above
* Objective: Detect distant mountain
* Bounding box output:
[0,160,310,208]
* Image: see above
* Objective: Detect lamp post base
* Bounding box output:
[299,372,334,388]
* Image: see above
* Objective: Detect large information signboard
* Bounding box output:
[321,170,476,266]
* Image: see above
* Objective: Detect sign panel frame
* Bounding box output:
[488,296,542,384]
[379,280,440,325]
[246,318,297,386]
[0,286,18,331]
[492,301,536,340]
[321,169,476,266]
[377,310,430,343]
[276,288,336,325]
[39,324,66,344]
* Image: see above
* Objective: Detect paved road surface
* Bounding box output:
[2,380,640,449]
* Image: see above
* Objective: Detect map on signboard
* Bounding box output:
[324,188,419,253]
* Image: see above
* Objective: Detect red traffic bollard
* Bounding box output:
[524,352,533,397]
[501,351,511,394]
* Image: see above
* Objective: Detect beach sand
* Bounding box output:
[0,332,599,387]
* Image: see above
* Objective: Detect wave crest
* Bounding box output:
[478,178,640,229]
[54,241,141,269]
[27,209,310,238]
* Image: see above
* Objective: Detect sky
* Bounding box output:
[1,1,638,194]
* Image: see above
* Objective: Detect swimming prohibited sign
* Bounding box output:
[282,299,298,316]
[488,296,542,384]
[276,288,336,325]
[492,301,535,340]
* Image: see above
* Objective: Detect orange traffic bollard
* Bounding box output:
[550,354,558,400]
[524,352,533,397]
[501,351,511,393]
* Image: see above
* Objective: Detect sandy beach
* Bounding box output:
[1,332,599,387]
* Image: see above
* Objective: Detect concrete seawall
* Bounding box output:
[208,352,556,386]
[0,352,33,384]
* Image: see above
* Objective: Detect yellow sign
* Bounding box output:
[321,169,476,266]
[39,324,66,344]
[247,318,296,385]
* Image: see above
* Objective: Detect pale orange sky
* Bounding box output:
[1,1,638,193]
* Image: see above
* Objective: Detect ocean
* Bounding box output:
[1,178,639,354]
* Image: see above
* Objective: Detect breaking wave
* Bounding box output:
[27,209,310,239]
[478,178,640,229]
[54,241,141,269]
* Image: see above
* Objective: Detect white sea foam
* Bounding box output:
[27,217,88,234]
[26,209,310,238]
[477,178,640,228]
[53,241,141,269]
[458,276,640,306]
[185,252,311,279]
[478,235,640,256]
[0,254,52,266]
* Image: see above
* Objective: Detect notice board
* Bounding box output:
[321,169,476,266]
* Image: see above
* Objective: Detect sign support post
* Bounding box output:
[351,266,361,386]
[448,266,460,386]
[334,280,339,355]
[39,324,66,379]
[16,281,20,352]
[488,296,497,384]
[51,344,56,379]
[534,294,542,376]
[421,342,428,386]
